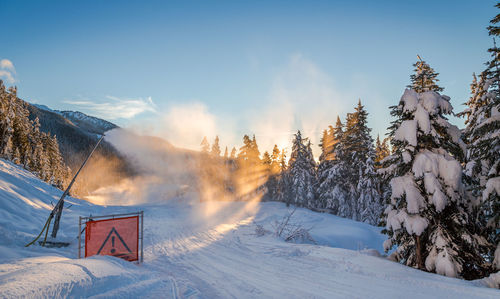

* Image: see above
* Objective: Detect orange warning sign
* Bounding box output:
[85,216,139,261]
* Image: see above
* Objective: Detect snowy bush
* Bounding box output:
[272,208,316,244]
[253,220,270,237]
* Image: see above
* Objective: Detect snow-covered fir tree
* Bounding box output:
[277,148,290,205]
[263,145,281,201]
[0,85,15,157]
[460,6,500,270]
[358,147,383,225]
[380,86,490,279]
[286,131,316,207]
[317,116,347,213]
[342,100,381,222]
[374,135,392,223]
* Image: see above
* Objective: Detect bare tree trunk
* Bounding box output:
[415,235,424,270]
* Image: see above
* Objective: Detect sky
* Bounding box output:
[0,0,497,156]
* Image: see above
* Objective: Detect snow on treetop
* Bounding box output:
[394,90,457,148]
[420,91,452,114]
[401,89,452,115]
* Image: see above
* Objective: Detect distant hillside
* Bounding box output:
[33,104,118,135]
[59,110,118,135]
[26,102,134,197]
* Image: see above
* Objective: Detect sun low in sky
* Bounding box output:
[0,0,495,155]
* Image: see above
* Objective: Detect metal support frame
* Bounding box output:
[78,216,82,259]
[78,211,144,263]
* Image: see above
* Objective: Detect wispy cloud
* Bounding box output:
[248,53,348,156]
[155,102,236,151]
[0,59,16,83]
[64,95,156,120]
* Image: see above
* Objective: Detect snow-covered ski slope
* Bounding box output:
[0,159,498,298]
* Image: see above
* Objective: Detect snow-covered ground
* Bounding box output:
[0,159,498,298]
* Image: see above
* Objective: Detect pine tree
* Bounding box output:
[263,145,281,202]
[0,84,15,158]
[271,145,281,175]
[230,147,237,159]
[29,117,45,175]
[238,135,253,163]
[261,151,272,201]
[408,56,444,93]
[287,131,316,207]
[277,149,289,205]
[250,135,261,164]
[211,136,221,157]
[459,5,500,270]
[375,135,391,166]
[44,134,67,187]
[487,3,500,93]
[358,148,383,225]
[223,146,228,159]
[380,86,490,279]
[317,117,343,211]
[342,100,380,221]
[200,136,210,154]
[262,151,272,166]
[12,100,31,168]
[236,135,264,201]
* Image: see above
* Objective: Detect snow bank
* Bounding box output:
[0,255,165,298]
[477,271,500,289]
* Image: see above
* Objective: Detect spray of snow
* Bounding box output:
[129,54,352,158]
[84,128,265,230]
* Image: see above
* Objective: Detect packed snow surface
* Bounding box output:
[0,159,498,298]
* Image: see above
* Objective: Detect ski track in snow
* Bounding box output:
[0,159,499,298]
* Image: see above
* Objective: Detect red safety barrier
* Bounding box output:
[85,216,139,261]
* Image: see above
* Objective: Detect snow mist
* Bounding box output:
[85,128,263,221]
